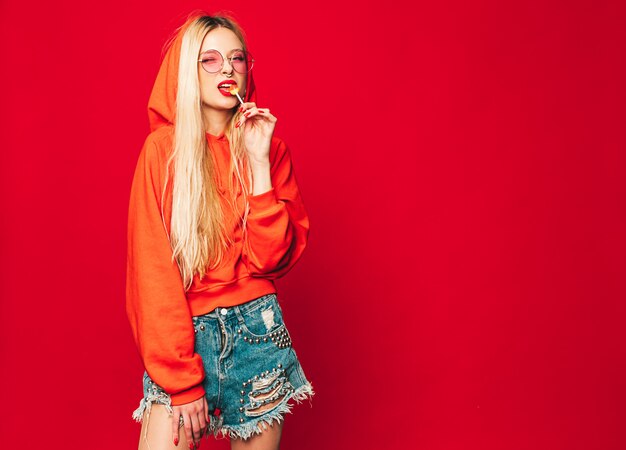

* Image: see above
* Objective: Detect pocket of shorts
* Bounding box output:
[240,295,286,337]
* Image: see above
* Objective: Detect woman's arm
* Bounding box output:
[125,135,206,406]
[242,138,310,279]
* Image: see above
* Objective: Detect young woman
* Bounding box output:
[126,11,314,450]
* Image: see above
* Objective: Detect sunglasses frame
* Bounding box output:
[197,49,255,74]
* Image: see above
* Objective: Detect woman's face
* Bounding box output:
[198,27,247,113]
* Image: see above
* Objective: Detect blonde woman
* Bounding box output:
[126,11,314,450]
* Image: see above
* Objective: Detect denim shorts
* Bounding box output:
[131,293,315,442]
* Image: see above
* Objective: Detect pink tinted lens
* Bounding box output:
[200,50,222,72]
[231,51,251,73]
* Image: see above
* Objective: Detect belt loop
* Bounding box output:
[234,305,245,325]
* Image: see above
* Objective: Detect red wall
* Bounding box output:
[1,1,624,449]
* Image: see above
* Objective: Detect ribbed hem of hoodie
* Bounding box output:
[186,277,277,317]
[247,187,277,209]
[170,384,206,406]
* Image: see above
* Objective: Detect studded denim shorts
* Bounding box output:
[131,293,315,442]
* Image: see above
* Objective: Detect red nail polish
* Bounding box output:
[214,407,221,416]
[174,437,179,446]
[235,122,240,128]
[244,111,250,117]
[239,107,244,112]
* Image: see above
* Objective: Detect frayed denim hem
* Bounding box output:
[132,391,178,450]
[213,381,315,441]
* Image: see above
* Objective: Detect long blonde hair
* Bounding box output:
[162,13,254,290]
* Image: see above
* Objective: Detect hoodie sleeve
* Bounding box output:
[125,135,206,406]
[242,138,310,278]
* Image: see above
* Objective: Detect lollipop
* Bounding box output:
[229,85,244,105]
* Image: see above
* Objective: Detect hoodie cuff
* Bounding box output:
[247,187,278,211]
[170,384,206,406]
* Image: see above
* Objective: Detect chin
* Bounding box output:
[207,99,238,111]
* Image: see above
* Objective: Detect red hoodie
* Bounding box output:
[125,17,310,406]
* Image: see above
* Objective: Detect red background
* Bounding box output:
[1,1,625,449]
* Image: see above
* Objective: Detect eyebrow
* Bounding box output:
[200,47,244,54]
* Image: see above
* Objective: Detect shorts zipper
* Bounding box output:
[220,322,227,349]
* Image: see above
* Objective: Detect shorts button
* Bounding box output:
[220,308,227,315]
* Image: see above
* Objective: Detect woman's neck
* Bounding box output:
[203,107,234,136]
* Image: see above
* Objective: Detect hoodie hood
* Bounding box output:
[147,14,257,132]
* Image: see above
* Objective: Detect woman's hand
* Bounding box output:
[172,396,209,449]
[235,102,277,164]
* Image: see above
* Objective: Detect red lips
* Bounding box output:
[217,80,237,89]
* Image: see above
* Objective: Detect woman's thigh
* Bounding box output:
[138,404,192,450]
[230,410,284,450]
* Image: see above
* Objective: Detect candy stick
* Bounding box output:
[229,86,244,105]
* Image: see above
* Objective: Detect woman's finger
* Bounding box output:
[238,101,256,113]
[190,413,202,448]
[253,109,278,125]
[182,412,195,449]
[197,406,208,439]
[203,397,210,423]
[236,105,255,128]
[236,106,272,128]
[172,410,181,447]
[257,108,277,121]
